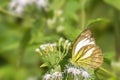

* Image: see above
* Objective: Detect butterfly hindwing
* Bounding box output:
[71,29,103,68]
[72,44,103,68]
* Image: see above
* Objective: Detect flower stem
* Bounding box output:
[17,28,31,67]
[0,6,21,18]
[99,67,116,78]
[80,0,87,30]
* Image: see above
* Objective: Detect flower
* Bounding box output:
[35,48,40,52]
[66,67,81,75]
[54,10,63,17]
[40,43,57,52]
[35,48,43,55]
[66,67,81,80]
[56,25,64,33]
[47,18,56,28]
[9,0,48,15]
[36,0,48,8]
[64,40,69,49]
[43,74,52,80]
[81,70,89,78]
[9,0,26,15]
[43,72,62,80]
[65,66,90,80]
[58,37,64,45]
[52,72,62,80]
[67,43,71,48]
[13,6,24,15]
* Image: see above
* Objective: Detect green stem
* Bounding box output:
[113,9,120,61]
[99,67,116,78]
[17,28,31,67]
[0,6,22,18]
[80,0,87,30]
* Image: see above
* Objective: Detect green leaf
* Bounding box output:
[86,18,104,27]
[0,42,19,53]
[104,0,120,10]
[40,63,48,68]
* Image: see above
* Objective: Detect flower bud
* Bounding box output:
[54,10,63,17]
[35,48,40,53]
[64,40,69,49]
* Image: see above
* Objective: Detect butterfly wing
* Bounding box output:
[72,44,103,68]
[71,29,103,68]
[72,29,95,56]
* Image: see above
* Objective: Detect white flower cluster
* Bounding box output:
[35,38,71,56]
[43,72,62,80]
[35,38,72,69]
[35,43,57,55]
[9,0,48,15]
[42,67,90,80]
[40,43,57,50]
[66,67,90,80]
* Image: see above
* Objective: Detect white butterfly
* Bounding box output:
[71,29,103,68]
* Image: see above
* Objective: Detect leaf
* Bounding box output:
[40,63,48,68]
[104,0,120,10]
[0,42,19,53]
[86,18,104,27]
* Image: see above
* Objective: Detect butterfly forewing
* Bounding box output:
[71,29,103,68]
[72,29,95,56]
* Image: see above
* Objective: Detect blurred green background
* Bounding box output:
[0,0,120,80]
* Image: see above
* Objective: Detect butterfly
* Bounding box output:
[71,29,103,69]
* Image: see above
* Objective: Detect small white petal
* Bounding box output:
[17,0,29,6]
[15,6,24,15]
[52,72,62,79]
[9,0,17,10]
[81,70,89,78]
[43,74,52,80]
[67,67,81,75]
[51,43,57,47]
[36,0,47,8]
[74,68,81,75]
[40,43,56,50]
[67,67,75,73]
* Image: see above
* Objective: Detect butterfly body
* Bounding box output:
[71,29,103,69]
